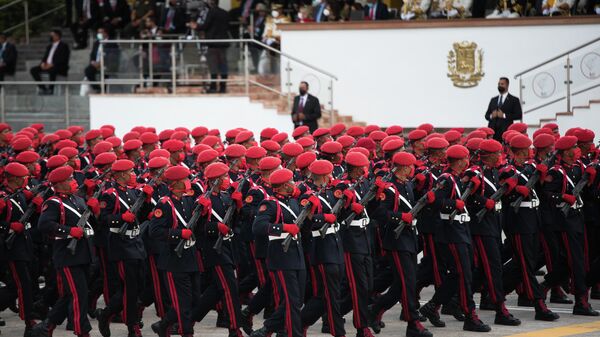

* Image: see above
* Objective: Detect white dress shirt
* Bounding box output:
[46,41,60,65]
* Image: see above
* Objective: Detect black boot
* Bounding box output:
[24,320,37,337]
[406,320,432,337]
[367,304,382,334]
[250,326,272,337]
[127,324,143,337]
[550,287,573,304]
[217,310,229,328]
[356,327,375,337]
[463,311,491,332]
[573,296,600,316]
[229,328,244,337]
[479,292,495,311]
[419,301,445,328]
[534,300,560,321]
[95,308,111,337]
[150,319,169,337]
[441,299,465,321]
[321,314,330,334]
[240,307,253,335]
[493,303,521,326]
[30,319,56,337]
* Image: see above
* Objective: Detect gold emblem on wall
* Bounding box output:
[447,41,484,88]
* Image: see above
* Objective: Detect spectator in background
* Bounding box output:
[140,16,169,86]
[85,27,119,93]
[30,29,70,95]
[485,77,522,142]
[95,0,131,35]
[313,0,329,22]
[71,0,98,49]
[248,3,267,72]
[0,32,17,82]
[190,0,230,93]
[364,0,389,20]
[124,0,156,38]
[291,81,321,132]
[160,0,188,35]
[297,5,314,22]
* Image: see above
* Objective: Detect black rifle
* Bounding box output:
[213,171,251,253]
[319,176,364,237]
[77,168,111,195]
[67,180,108,255]
[447,171,480,221]
[281,189,325,253]
[5,186,53,249]
[174,179,220,258]
[393,180,446,238]
[560,162,598,216]
[509,151,557,213]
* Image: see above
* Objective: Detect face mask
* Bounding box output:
[97,33,104,40]
[408,166,415,178]
[323,8,330,16]
[33,163,41,177]
[178,152,185,163]
[291,185,301,198]
[221,178,231,191]
[20,176,29,189]
[299,89,307,96]
[128,173,137,187]
[73,158,81,170]
[298,12,304,19]
[70,180,78,193]
[498,86,505,93]
[573,147,582,161]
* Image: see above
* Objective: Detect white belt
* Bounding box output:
[269,233,292,241]
[54,227,94,240]
[440,213,471,223]
[495,202,502,211]
[557,202,583,210]
[312,224,339,237]
[109,227,140,238]
[520,200,539,208]
[349,218,369,229]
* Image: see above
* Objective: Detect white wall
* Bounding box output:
[89,95,292,136]
[280,22,600,129]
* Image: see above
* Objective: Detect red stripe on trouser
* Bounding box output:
[148,256,165,318]
[63,267,82,334]
[166,272,183,335]
[196,251,205,273]
[99,249,109,303]
[269,272,281,305]
[277,271,293,337]
[539,233,553,272]
[57,273,64,298]
[306,254,318,297]
[8,262,25,320]
[583,225,590,273]
[448,244,468,314]
[118,261,128,323]
[250,243,266,287]
[560,232,575,294]
[427,234,442,288]
[513,235,534,300]
[343,253,361,328]
[391,252,412,322]
[215,266,238,330]
[376,227,385,257]
[318,264,336,336]
[474,237,497,304]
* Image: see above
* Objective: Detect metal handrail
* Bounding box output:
[1,0,29,44]
[0,0,23,11]
[4,4,65,33]
[514,36,600,78]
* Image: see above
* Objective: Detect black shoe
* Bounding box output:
[241,307,253,335]
[229,328,244,337]
[517,296,534,307]
[417,312,427,322]
[95,308,111,337]
[406,321,432,337]
[419,302,445,328]
[321,322,330,334]
[66,320,73,331]
[367,304,382,334]
[127,324,143,337]
[250,327,271,337]
[573,303,600,316]
[151,320,169,337]
[534,300,560,321]
[479,293,495,311]
[441,301,465,321]
[30,319,56,337]
[216,311,229,328]
[169,323,179,335]
[550,288,573,304]
[463,314,491,332]
[494,312,521,326]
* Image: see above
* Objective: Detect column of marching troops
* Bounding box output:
[0,120,600,337]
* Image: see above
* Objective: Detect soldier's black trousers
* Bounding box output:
[139,254,168,318]
[503,233,544,300]
[104,259,143,326]
[47,265,92,335]
[471,235,505,306]
[164,270,202,335]
[264,269,306,337]
[431,243,476,314]
[301,263,346,337]
[247,257,273,315]
[417,233,444,289]
[8,260,34,322]
[544,229,588,298]
[340,252,372,330]
[194,264,242,331]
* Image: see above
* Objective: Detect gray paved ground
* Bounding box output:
[2,286,600,337]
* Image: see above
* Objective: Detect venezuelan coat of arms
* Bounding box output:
[447,41,484,88]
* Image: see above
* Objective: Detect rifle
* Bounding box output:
[67,180,108,255]
[318,177,364,237]
[117,167,166,236]
[560,162,598,216]
[77,168,111,195]
[509,151,557,213]
[173,179,220,258]
[341,167,398,227]
[281,189,326,253]
[213,170,252,253]
[447,171,480,221]
[393,180,446,238]
[5,186,53,249]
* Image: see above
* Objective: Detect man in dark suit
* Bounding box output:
[485,77,523,142]
[30,29,71,95]
[85,27,119,93]
[96,0,131,34]
[0,32,18,82]
[364,0,389,20]
[191,0,230,93]
[291,81,321,132]
[160,0,187,34]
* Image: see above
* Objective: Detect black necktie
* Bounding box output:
[498,95,503,107]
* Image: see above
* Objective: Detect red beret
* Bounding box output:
[533,134,555,149]
[105,136,122,148]
[170,131,188,141]
[4,162,29,177]
[191,126,209,138]
[508,122,528,134]
[427,137,449,150]
[260,127,279,139]
[444,130,462,143]
[67,126,84,135]
[235,131,254,144]
[297,137,315,148]
[30,123,45,131]
[148,157,170,169]
[0,123,11,132]
[149,149,170,159]
[111,159,135,172]
[381,135,402,147]
[58,147,78,158]
[201,135,221,148]
[259,156,282,171]
[92,141,114,156]
[408,129,427,141]
[54,129,73,140]
[417,123,434,134]
[346,126,365,138]
[162,139,184,153]
[337,135,355,148]
[159,129,175,142]
[208,129,220,136]
[41,134,59,145]
[348,147,370,158]
[101,124,115,132]
[543,123,559,131]
[320,141,343,154]
[124,140,143,152]
[292,126,310,139]
[565,128,581,137]
[479,139,502,153]
[269,168,294,185]
[16,131,34,140]
[123,131,140,143]
[197,149,220,163]
[510,135,533,149]
[164,166,190,181]
[383,139,404,152]
[131,126,147,134]
[47,155,69,169]
[205,162,229,179]
[271,132,288,144]
[55,139,78,150]
[100,128,114,139]
[369,131,387,142]
[246,146,267,159]
[140,132,159,145]
[224,144,247,158]
[345,152,369,167]
[447,145,469,159]
[393,152,416,166]
[532,128,553,139]
[356,138,376,151]
[16,151,40,164]
[48,166,74,183]
[94,152,118,166]
[21,127,38,135]
[503,130,519,142]
[313,128,330,138]
[555,136,578,150]
[466,130,487,140]
[330,123,346,137]
[226,128,242,139]
[192,144,211,155]
[282,143,303,157]
[174,127,190,134]
[425,133,444,141]
[309,160,334,175]
[364,125,380,135]
[85,129,102,141]
[479,127,495,136]
[296,152,317,169]
[575,129,595,143]
[466,138,483,151]
[261,140,281,152]
[11,137,32,151]
[386,125,404,136]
